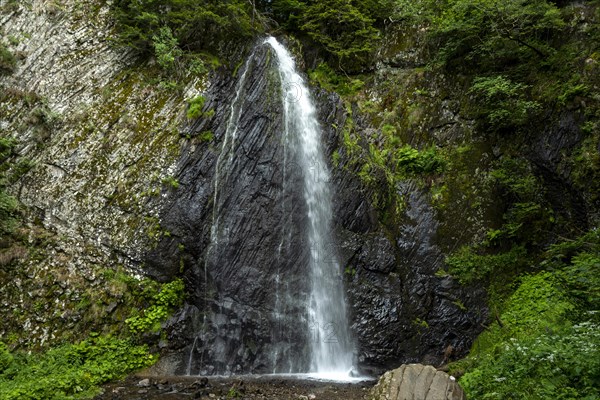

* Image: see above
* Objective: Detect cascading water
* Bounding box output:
[265,37,355,377]
[188,36,355,379]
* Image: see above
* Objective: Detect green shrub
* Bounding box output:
[112,0,258,56]
[487,157,554,246]
[199,130,214,142]
[451,230,600,399]
[126,278,185,334]
[0,336,156,400]
[186,95,207,120]
[395,145,445,175]
[469,75,541,132]
[300,1,379,71]
[461,322,600,400]
[152,26,182,72]
[0,342,13,373]
[428,0,565,70]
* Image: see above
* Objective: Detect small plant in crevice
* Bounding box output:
[186,95,213,120]
[199,130,214,143]
[126,278,185,334]
[161,176,179,190]
[0,43,17,75]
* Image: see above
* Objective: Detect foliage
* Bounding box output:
[461,322,600,400]
[446,245,528,284]
[451,232,600,400]
[469,75,541,132]
[309,63,364,97]
[112,0,258,56]
[489,157,554,246]
[126,278,185,334]
[0,43,17,75]
[263,0,393,71]
[395,145,445,175]
[186,95,207,120]
[199,130,214,142]
[427,0,565,71]
[0,342,13,373]
[0,336,156,400]
[152,26,183,72]
[297,0,380,71]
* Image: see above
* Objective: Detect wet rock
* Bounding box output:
[369,364,465,400]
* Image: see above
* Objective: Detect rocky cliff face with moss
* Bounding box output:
[1,0,600,397]
[0,0,195,347]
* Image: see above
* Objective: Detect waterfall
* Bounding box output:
[265,37,355,376]
[189,36,355,378]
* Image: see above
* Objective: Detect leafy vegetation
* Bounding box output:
[126,278,185,334]
[112,0,259,55]
[186,94,210,120]
[451,235,600,399]
[0,336,156,400]
[291,0,381,71]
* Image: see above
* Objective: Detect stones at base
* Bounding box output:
[370,364,465,400]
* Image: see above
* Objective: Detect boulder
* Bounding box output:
[370,364,465,400]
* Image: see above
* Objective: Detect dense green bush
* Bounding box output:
[469,75,541,132]
[267,0,392,71]
[461,322,600,400]
[296,0,380,71]
[0,336,156,400]
[395,145,445,175]
[126,278,185,334]
[426,0,565,71]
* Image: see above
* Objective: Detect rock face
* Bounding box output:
[370,364,465,400]
[0,0,198,348]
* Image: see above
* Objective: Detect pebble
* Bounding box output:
[137,378,150,387]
